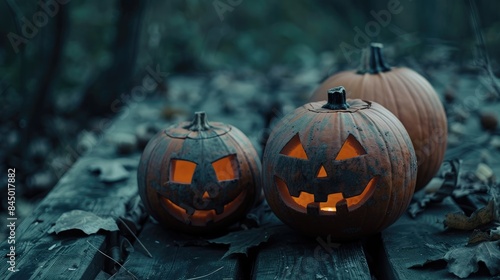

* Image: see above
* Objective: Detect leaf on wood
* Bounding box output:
[444,240,500,278]
[48,210,118,235]
[445,200,495,230]
[207,225,282,259]
[406,243,449,269]
[88,158,137,183]
[240,200,271,229]
[119,196,148,236]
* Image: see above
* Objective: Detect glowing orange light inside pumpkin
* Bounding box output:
[160,190,247,226]
[335,134,367,160]
[317,165,328,178]
[170,159,197,184]
[212,155,238,181]
[202,191,210,199]
[275,176,379,213]
[280,133,308,159]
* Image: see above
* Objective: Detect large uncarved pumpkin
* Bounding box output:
[310,43,447,191]
[263,86,417,240]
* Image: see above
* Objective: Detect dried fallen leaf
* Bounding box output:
[88,158,137,183]
[207,225,282,259]
[444,240,500,278]
[406,242,449,269]
[48,210,118,235]
[444,200,495,230]
[468,229,492,245]
[468,227,500,245]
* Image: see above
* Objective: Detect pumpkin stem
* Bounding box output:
[186,111,212,131]
[357,43,391,74]
[322,86,350,110]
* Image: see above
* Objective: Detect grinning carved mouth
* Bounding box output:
[159,190,247,226]
[275,176,378,215]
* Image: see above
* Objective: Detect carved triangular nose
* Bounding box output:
[202,191,210,199]
[316,164,328,178]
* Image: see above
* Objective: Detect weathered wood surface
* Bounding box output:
[120,222,244,279]
[0,166,138,279]
[251,215,371,280]
[380,196,494,280]
[0,100,153,279]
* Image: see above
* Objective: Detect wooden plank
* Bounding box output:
[252,215,371,280]
[0,100,162,279]
[380,196,492,280]
[119,222,243,279]
[0,157,140,279]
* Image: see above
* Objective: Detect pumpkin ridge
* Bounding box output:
[213,132,234,185]
[346,110,372,217]
[226,127,260,200]
[139,134,165,215]
[159,138,184,204]
[217,136,247,204]
[378,71,402,120]
[373,104,414,223]
[358,72,370,101]
[357,108,394,230]
[394,68,428,135]
[370,104,416,225]
[393,69,431,175]
[389,69,425,151]
[375,110,408,227]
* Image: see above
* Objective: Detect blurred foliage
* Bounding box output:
[0,0,499,102]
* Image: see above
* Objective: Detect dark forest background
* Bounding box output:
[0,0,499,212]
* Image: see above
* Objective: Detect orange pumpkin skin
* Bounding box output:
[310,44,447,191]
[263,87,417,241]
[138,112,261,234]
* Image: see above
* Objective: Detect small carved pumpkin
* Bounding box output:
[138,111,261,234]
[310,43,447,191]
[263,86,417,240]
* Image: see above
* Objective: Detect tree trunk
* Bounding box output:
[81,0,147,116]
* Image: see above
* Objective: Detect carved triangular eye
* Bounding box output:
[212,155,239,181]
[170,159,197,184]
[280,133,308,160]
[335,134,366,160]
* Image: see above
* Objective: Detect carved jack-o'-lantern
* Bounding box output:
[263,87,417,240]
[138,112,261,234]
